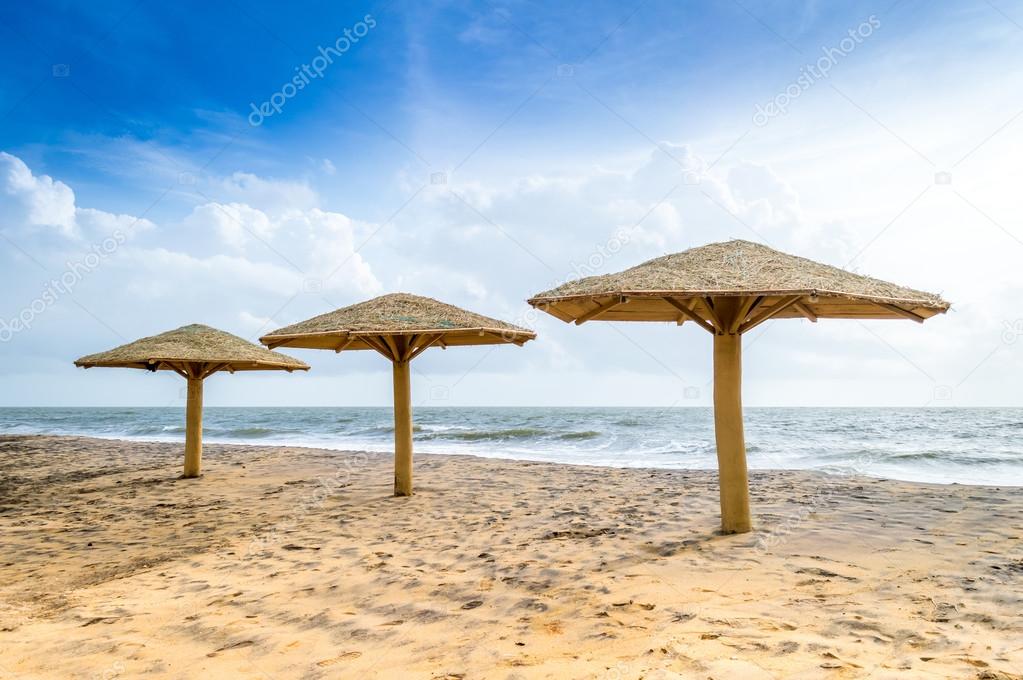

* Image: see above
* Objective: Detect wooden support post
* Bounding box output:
[183,377,203,478]
[392,359,414,496]
[711,298,752,534]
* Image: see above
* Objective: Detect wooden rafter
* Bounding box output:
[333,336,355,353]
[162,361,190,379]
[398,335,413,359]
[199,362,231,379]
[793,300,818,323]
[482,330,529,346]
[385,335,410,362]
[541,301,575,324]
[407,333,444,361]
[397,334,417,362]
[666,298,691,326]
[702,297,724,332]
[738,295,802,334]
[662,297,715,334]
[360,335,397,361]
[380,335,403,361]
[729,296,763,334]
[876,302,925,323]
[574,296,623,325]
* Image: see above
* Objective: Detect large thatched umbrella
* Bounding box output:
[528,240,950,534]
[75,324,308,478]
[260,293,535,496]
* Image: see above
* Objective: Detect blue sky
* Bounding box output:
[1,0,1022,407]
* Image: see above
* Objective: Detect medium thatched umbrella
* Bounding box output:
[260,293,535,496]
[75,324,308,478]
[528,239,949,534]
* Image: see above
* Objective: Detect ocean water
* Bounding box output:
[1,407,1021,486]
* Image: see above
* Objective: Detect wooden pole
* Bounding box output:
[712,298,752,533]
[183,376,203,478]
[392,359,413,496]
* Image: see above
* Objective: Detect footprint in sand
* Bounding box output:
[316,651,362,666]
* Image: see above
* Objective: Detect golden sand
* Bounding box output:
[1,435,1021,679]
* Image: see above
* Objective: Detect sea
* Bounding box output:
[1,407,1021,486]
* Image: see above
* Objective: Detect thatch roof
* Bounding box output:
[528,240,949,328]
[75,324,309,377]
[260,293,536,357]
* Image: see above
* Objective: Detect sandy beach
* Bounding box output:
[0,434,1021,679]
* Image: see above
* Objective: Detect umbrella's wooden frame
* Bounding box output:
[262,328,534,496]
[529,291,947,534]
[76,357,308,478]
[159,360,257,478]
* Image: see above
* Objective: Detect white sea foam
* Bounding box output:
[1,407,1020,486]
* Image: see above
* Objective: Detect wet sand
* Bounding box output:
[0,434,1021,679]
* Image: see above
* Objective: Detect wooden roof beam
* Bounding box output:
[160,361,190,379]
[360,335,398,361]
[403,333,443,359]
[793,300,818,323]
[738,295,802,334]
[876,302,925,323]
[662,297,715,334]
[701,297,725,332]
[407,333,444,361]
[199,362,231,379]
[399,334,420,362]
[574,296,624,325]
[729,296,763,334]
[382,335,407,362]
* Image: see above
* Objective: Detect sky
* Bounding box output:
[1,0,1022,408]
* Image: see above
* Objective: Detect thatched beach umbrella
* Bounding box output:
[75,324,308,478]
[260,293,536,496]
[528,240,950,534]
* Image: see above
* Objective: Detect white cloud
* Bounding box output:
[280,208,379,293]
[725,162,803,229]
[182,200,380,296]
[0,152,78,237]
[237,309,273,333]
[0,153,382,376]
[114,246,302,298]
[392,141,809,286]
[75,208,156,237]
[214,172,319,215]
[185,202,276,250]
[0,152,156,241]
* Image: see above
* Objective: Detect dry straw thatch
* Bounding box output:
[75,324,309,373]
[261,293,536,349]
[530,239,949,309]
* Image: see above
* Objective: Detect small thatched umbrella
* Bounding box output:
[528,239,949,534]
[75,324,308,478]
[260,293,535,496]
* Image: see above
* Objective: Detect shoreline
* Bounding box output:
[1,431,1018,489]
[1,434,1021,678]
